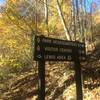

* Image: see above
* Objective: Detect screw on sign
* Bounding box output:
[67,55,72,61]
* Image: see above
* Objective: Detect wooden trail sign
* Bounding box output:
[34,36,86,61]
[33,36,86,100]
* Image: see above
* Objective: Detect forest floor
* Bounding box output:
[1,45,100,100]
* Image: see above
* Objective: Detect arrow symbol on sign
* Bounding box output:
[37,55,42,59]
[37,45,40,51]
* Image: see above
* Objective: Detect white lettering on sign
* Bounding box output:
[44,55,56,59]
[44,47,58,52]
[52,40,77,47]
[57,56,66,60]
[59,48,72,53]
[42,38,52,43]
[77,43,85,48]
[78,50,85,54]
[67,55,72,60]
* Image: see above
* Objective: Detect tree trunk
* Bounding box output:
[44,0,49,36]
[44,0,48,25]
[76,0,82,38]
[56,0,71,40]
[70,0,76,40]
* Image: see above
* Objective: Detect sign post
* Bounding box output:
[73,47,83,100]
[38,60,45,100]
[34,36,86,100]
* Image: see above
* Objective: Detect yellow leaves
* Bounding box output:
[0,60,4,67]
[8,0,17,3]
[5,39,17,48]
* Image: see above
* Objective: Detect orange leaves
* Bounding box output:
[8,0,17,3]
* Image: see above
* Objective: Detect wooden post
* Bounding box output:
[73,48,83,100]
[38,60,45,100]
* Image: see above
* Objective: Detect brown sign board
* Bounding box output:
[34,36,86,62]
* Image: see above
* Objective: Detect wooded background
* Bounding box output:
[0,0,100,99]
